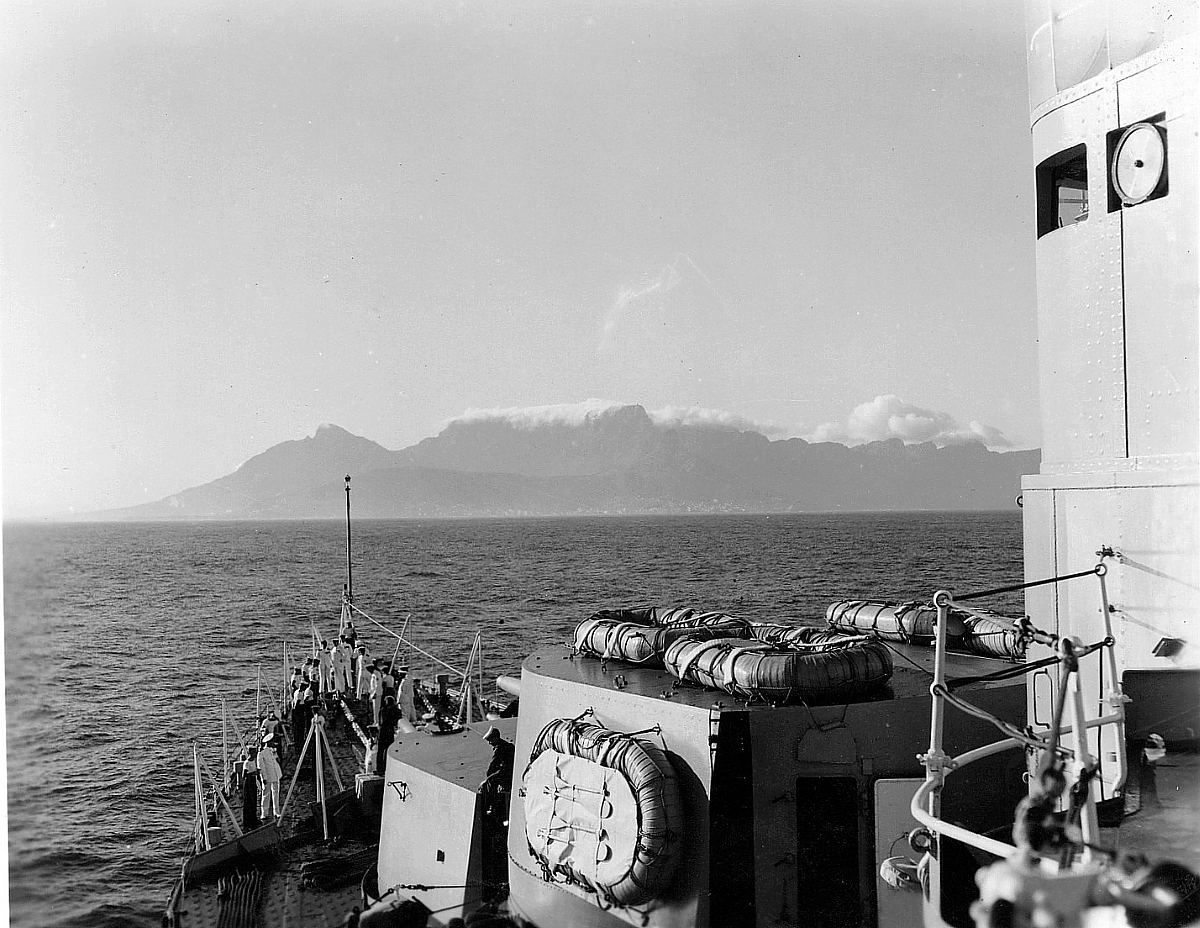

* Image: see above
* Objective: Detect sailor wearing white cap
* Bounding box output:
[355,646,372,699]
[258,738,283,820]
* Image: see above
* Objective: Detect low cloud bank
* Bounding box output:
[647,405,780,434]
[448,400,777,435]
[451,399,627,430]
[810,395,1012,448]
[447,396,1012,449]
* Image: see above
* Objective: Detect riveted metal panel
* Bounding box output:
[1117,51,1200,457]
[1025,0,1196,114]
[1032,85,1127,466]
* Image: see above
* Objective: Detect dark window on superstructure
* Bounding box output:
[1036,143,1088,237]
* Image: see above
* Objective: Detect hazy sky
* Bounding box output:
[2,0,1037,517]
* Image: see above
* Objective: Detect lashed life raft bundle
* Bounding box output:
[573,605,895,704]
[572,602,1025,706]
[825,600,1026,661]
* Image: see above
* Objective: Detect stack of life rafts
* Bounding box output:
[573,600,1024,705]
[574,605,893,704]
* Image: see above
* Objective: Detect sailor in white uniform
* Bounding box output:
[338,638,355,691]
[258,739,283,820]
[317,641,334,694]
[368,666,384,727]
[356,646,372,698]
[330,644,349,695]
[397,670,417,725]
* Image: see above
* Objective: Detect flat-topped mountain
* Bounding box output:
[94,406,1038,520]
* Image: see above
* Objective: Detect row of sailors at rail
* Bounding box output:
[289,649,417,728]
[293,633,383,698]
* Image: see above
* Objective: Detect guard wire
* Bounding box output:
[878,640,934,678]
[946,653,1062,691]
[933,683,1074,759]
[955,564,1104,602]
[944,636,1111,692]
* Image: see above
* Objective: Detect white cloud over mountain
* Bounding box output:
[647,405,784,434]
[809,395,1012,448]
[451,399,628,430]
[448,400,777,434]
[447,395,1011,449]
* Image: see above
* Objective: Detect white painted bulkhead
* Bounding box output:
[376,728,494,924]
[1022,23,1199,794]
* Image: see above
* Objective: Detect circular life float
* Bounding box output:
[523,718,681,907]
[662,630,893,703]
[826,601,1024,660]
[574,607,749,664]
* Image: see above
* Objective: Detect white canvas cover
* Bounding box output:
[523,749,639,890]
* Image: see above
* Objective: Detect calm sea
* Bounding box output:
[3,512,1024,928]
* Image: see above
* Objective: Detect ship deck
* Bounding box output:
[167,691,390,928]
[1107,751,1200,871]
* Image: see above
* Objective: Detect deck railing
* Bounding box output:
[909,556,1128,866]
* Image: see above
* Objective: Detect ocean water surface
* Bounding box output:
[4,512,1024,927]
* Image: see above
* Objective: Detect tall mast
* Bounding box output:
[344,474,353,603]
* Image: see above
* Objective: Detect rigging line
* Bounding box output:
[946,654,1063,691]
[349,602,466,678]
[956,565,1103,602]
[879,640,935,678]
[347,602,410,640]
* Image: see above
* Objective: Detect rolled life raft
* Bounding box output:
[663,625,893,704]
[574,606,749,664]
[826,601,1025,661]
[523,718,682,907]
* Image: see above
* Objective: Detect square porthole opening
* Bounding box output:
[1036,143,1088,238]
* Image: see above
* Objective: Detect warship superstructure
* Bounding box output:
[370,3,1199,925]
[166,2,1198,926]
[910,2,1200,924]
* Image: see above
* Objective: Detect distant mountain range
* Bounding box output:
[94,406,1039,520]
